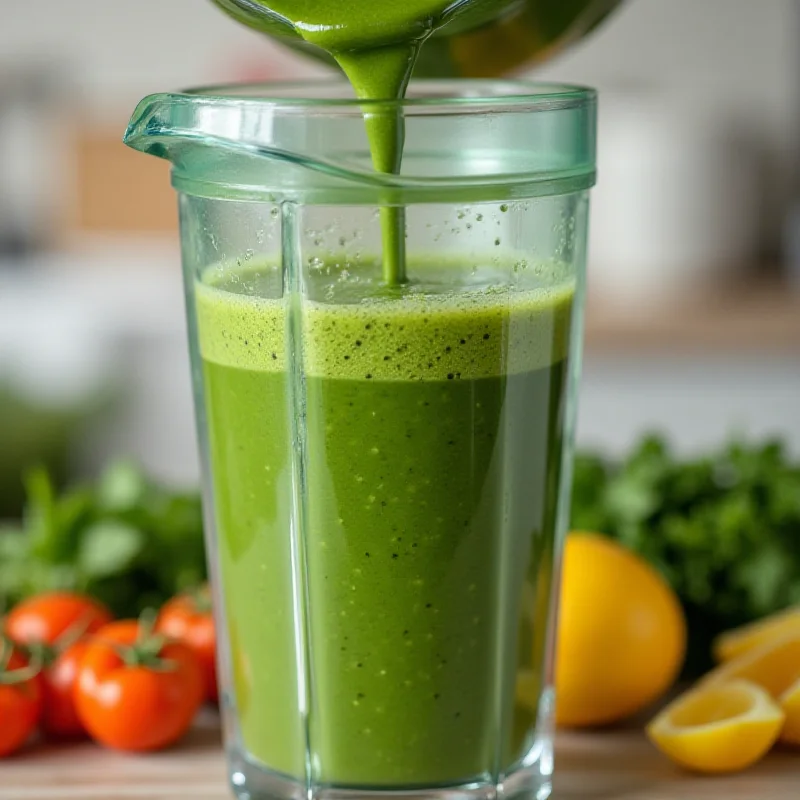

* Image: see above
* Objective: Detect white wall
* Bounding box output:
[534,0,798,251]
[0,0,318,115]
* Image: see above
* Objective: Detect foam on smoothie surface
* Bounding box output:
[196,261,574,380]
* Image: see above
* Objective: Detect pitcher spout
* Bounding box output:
[123,88,391,202]
[123,82,596,204]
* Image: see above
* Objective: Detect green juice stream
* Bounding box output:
[197,261,573,784]
[245,0,461,284]
[335,44,417,285]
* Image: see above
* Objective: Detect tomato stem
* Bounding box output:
[137,607,159,642]
[0,638,42,685]
[21,640,57,668]
[189,585,213,615]
[0,658,42,685]
[105,610,178,672]
[54,610,95,652]
[0,636,12,672]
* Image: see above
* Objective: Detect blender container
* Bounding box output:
[124,80,596,800]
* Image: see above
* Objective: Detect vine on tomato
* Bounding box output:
[6,591,112,738]
[0,639,43,757]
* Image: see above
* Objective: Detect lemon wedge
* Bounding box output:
[647,680,784,773]
[778,677,800,746]
[702,633,800,746]
[714,607,800,663]
[702,633,800,699]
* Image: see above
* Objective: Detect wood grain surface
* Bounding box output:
[1,716,796,800]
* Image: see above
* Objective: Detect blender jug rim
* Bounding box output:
[174,78,596,111]
[123,78,596,203]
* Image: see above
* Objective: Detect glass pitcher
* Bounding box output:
[125,80,596,800]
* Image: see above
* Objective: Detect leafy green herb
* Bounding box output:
[571,434,800,676]
[78,521,144,579]
[0,463,206,618]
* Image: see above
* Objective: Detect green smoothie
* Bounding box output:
[196,259,573,785]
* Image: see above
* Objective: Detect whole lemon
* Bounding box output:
[555,532,686,727]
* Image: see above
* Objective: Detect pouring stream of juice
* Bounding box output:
[212,0,621,284]
[335,42,421,285]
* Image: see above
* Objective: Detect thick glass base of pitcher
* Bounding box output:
[229,750,553,800]
[227,692,555,800]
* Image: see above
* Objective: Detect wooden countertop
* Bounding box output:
[3,716,797,800]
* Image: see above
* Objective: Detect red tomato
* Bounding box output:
[0,642,43,756]
[157,585,218,702]
[5,592,112,738]
[74,619,204,752]
[5,592,112,645]
[39,641,91,738]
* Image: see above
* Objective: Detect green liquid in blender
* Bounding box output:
[197,260,573,783]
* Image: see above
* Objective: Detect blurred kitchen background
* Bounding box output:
[1,0,798,515]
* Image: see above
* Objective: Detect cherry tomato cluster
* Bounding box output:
[0,587,218,756]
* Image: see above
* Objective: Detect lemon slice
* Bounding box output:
[702,633,800,699]
[647,680,784,773]
[779,677,800,746]
[714,607,800,663]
